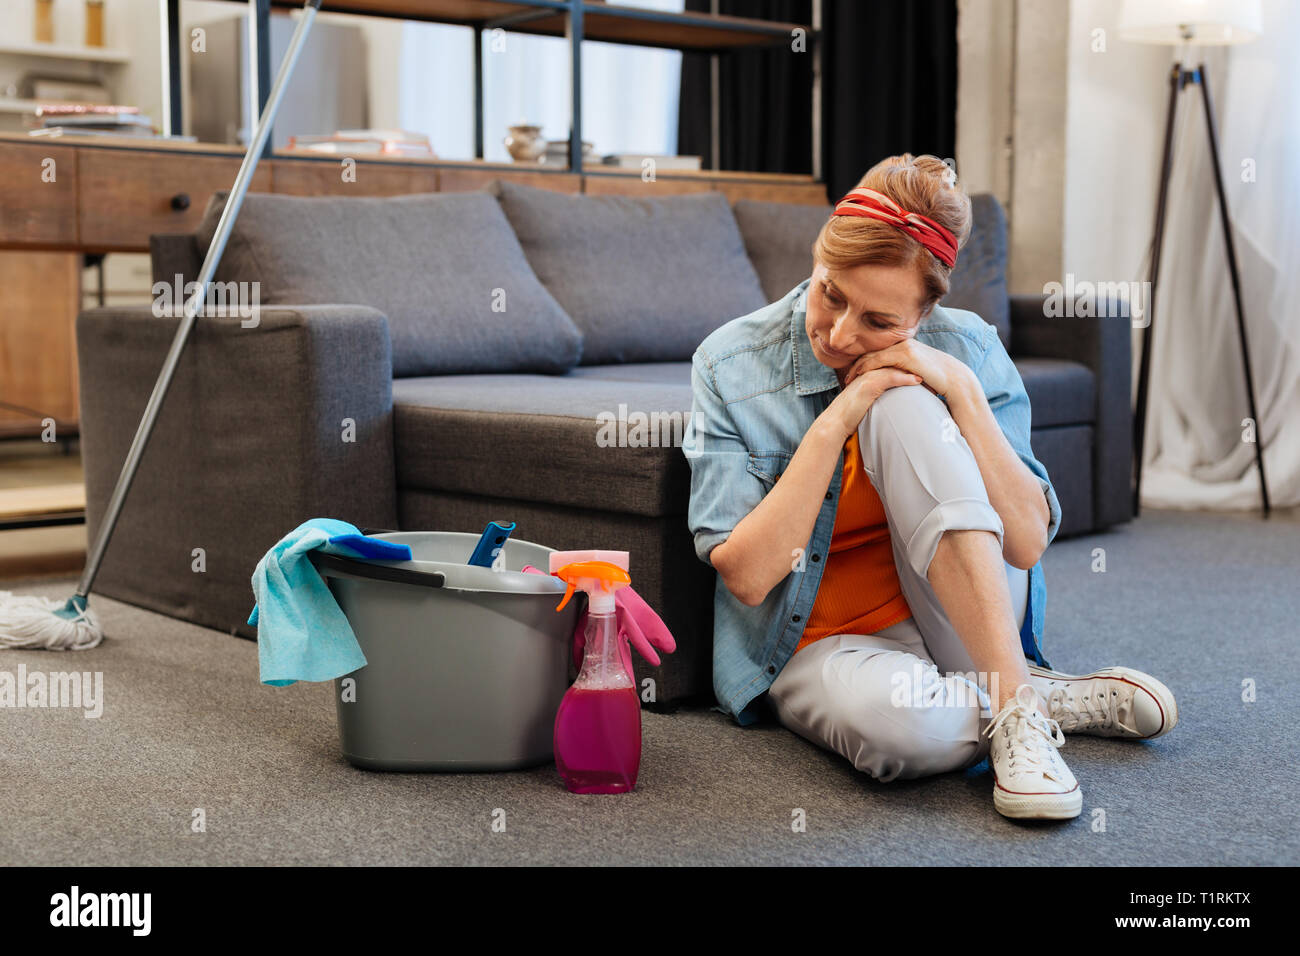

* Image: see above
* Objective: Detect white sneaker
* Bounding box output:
[1027,664,1178,739]
[984,683,1082,820]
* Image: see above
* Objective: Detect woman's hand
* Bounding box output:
[823,366,922,440]
[842,339,977,400]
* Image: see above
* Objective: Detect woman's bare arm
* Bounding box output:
[710,416,845,606]
[712,366,920,606]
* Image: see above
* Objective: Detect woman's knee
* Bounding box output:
[858,383,976,479]
[844,710,987,781]
[872,673,987,778]
[830,653,987,781]
[864,384,950,435]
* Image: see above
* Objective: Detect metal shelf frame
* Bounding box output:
[161,0,823,179]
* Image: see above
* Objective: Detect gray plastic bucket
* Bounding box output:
[309,531,584,771]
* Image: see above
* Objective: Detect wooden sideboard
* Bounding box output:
[0,133,828,254]
[0,133,827,437]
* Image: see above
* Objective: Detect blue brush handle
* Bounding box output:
[467,520,517,568]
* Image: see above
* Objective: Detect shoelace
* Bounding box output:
[1047,680,1135,734]
[983,685,1066,780]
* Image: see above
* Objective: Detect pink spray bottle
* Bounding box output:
[549,552,640,794]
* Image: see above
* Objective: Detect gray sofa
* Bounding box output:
[76,180,1131,707]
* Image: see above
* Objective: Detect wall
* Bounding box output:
[958,0,1173,300]
[955,0,1014,209]
[1006,0,1069,293]
[957,0,1069,294]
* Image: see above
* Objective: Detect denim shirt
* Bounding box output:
[682,278,1060,727]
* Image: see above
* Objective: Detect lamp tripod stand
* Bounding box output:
[1132,60,1270,518]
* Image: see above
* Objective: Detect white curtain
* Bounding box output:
[1140,0,1300,511]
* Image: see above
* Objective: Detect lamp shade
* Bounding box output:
[1119,0,1262,45]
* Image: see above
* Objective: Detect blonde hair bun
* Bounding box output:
[812,153,973,316]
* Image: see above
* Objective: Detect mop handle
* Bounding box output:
[76,0,324,599]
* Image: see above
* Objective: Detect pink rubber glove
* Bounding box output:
[522,565,675,679]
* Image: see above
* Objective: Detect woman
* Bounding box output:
[682,154,1178,821]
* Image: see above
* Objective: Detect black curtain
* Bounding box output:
[678,0,957,203]
[678,1,813,176]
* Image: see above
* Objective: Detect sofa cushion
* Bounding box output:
[391,358,1093,517]
[1014,357,1095,428]
[392,363,694,517]
[732,198,833,303]
[195,190,583,377]
[945,193,1011,349]
[492,180,767,365]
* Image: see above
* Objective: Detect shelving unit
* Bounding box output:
[0,41,132,128]
[0,41,131,64]
[0,99,46,115]
[160,0,823,179]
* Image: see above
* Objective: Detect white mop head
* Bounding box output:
[0,592,103,650]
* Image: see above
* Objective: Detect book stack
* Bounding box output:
[27,104,159,138]
[287,130,436,157]
[602,153,702,171]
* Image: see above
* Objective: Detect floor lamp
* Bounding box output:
[1120,0,1271,517]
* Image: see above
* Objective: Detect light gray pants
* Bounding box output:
[767,384,1028,782]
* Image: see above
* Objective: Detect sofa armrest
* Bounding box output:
[149,234,202,287]
[76,303,397,637]
[1009,292,1132,529]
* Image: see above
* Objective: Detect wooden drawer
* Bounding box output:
[439,166,580,194]
[582,174,714,196]
[272,159,439,197]
[713,181,829,205]
[78,150,272,251]
[0,145,78,248]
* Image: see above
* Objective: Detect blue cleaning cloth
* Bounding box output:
[248,518,412,686]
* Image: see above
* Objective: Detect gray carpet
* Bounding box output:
[1,508,1296,866]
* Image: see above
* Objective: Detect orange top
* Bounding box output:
[796,431,912,653]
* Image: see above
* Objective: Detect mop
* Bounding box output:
[0,0,324,650]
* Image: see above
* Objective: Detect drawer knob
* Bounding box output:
[171,193,191,211]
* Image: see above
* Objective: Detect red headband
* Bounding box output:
[832,187,959,269]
